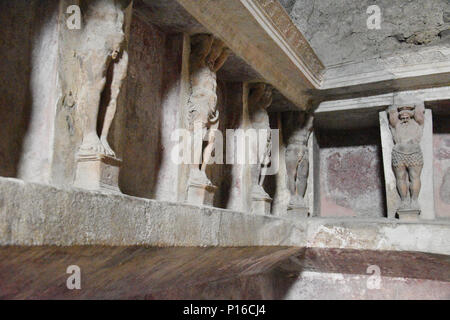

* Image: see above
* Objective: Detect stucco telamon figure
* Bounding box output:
[73,0,129,193]
[388,103,425,216]
[285,112,313,216]
[77,0,128,158]
[185,34,230,205]
[248,83,273,215]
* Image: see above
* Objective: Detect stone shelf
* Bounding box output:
[1,177,449,254]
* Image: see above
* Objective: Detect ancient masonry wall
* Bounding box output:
[119,15,183,201]
[0,0,60,183]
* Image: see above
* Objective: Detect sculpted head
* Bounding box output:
[249,83,272,111]
[398,106,415,123]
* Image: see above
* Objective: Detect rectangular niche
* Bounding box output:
[315,114,387,218]
[428,100,450,219]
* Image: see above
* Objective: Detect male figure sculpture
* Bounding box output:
[388,103,425,213]
[77,0,128,158]
[187,34,230,185]
[285,112,314,211]
[248,83,273,198]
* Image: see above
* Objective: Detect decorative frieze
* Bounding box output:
[253,0,325,77]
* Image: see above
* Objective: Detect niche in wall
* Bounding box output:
[315,108,387,218]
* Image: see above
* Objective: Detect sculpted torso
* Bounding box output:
[285,113,313,206]
[250,108,270,131]
[391,120,423,153]
[188,35,229,128]
[248,83,273,189]
[190,66,218,123]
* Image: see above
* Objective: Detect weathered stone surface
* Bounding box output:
[1,0,450,301]
[74,155,122,193]
[284,0,450,66]
[0,178,449,255]
[0,177,449,299]
[0,177,304,247]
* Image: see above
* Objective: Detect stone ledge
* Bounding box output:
[0,177,305,247]
[0,177,449,256]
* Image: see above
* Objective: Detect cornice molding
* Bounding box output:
[243,0,324,86]
[176,0,324,110]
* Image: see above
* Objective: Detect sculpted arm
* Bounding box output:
[213,48,230,72]
[111,51,128,100]
[388,105,399,127]
[248,84,266,111]
[414,103,425,125]
[304,113,314,136]
[260,86,273,109]
[190,35,213,70]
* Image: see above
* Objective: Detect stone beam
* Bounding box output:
[315,86,450,130]
[175,0,324,110]
[314,47,450,102]
[322,47,450,90]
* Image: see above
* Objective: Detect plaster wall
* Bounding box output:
[317,128,386,218]
[0,0,60,183]
[119,15,183,201]
[433,115,450,218]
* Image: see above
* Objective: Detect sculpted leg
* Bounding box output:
[295,153,309,199]
[201,121,219,172]
[285,147,298,196]
[78,52,109,155]
[258,134,271,186]
[409,165,423,209]
[393,165,409,209]
[192,121,205,168]
[100,52,129,157]
[79,76,107,155]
